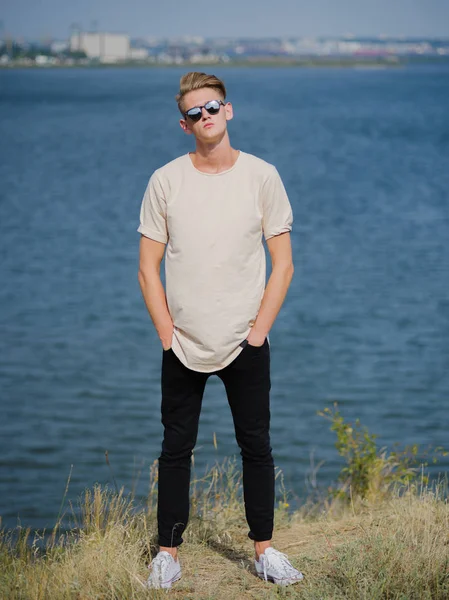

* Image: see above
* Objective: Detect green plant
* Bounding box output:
[318,403,447,502]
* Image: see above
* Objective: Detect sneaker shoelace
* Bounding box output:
[261,550,299,580]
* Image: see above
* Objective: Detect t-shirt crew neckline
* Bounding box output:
[187,150,242,176]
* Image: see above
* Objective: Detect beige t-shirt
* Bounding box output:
[137,150,293,372]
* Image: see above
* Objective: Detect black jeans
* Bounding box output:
[157,338,274,547]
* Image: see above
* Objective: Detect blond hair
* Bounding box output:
[175,71,227,115]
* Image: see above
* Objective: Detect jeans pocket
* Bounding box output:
[240,338,266,350]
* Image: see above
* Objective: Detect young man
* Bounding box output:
[137,71,303,589]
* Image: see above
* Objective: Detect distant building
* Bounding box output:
[35,55,57,66]
[70,32,130,62]
[129,48,149,60]
[51,41,69,53]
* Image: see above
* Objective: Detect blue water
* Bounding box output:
[1,66,448,531]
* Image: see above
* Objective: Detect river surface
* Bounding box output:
[1,65,448,531]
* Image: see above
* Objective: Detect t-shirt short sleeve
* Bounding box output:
[261,165,293,241]
[137,171,168,244]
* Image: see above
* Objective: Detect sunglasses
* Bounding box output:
[184,99,226,122]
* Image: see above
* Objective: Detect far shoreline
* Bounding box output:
[2,56,449,71]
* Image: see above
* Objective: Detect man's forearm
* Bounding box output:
[138,268,173,347]
[250,264,294,342]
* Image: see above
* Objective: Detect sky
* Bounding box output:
[2,0,449,41]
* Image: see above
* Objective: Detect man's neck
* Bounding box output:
[189,140,239,174]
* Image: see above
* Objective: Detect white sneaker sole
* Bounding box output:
[257,572,304,586]
[147,571,182,589]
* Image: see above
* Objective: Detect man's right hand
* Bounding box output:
[161,328,174,351]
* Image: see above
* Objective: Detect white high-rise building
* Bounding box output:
[70,32,130,62]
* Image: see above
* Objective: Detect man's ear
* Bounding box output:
[179,119,193,135]
[225,101,234,121]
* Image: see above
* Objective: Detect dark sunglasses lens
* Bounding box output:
[186,108,202,121]
[205,100,221,114]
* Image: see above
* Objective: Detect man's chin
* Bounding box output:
[196,129,226,143]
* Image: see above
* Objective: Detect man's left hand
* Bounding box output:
[246,328,267,347]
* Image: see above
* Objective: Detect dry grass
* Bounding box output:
[1,458,448,599]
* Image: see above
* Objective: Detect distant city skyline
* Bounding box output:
[2,0,449,40]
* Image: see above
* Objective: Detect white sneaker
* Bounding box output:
[147,550,182,589]
[255,547,304,586]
